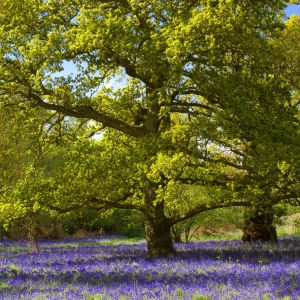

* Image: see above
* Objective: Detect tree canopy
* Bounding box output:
[0,0,299,256]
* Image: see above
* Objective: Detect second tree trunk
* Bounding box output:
[242,207,277,243]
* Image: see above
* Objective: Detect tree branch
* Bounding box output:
[43,193,142,213]
[117,58,162,88]
[0,186,12,194]
[90,198,142,210]
[168,201,251,226]
[169,107,200,115]
[27,92,145,138]
[274,193,299,203]
[172,101,214,112]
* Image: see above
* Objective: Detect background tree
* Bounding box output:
[0,106,33,238]
[238,14,300,242]
[0,104,76,240]
[0,0,299,256]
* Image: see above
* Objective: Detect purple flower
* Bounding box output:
[0,236,299,299]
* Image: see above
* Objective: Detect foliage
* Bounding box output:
[0,0,299,255]
[0,107,31,189]
[63,207,144,236]
[170,207,244,243]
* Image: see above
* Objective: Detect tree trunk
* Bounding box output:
[28,217,40,253]
[144,188,175,256]
[242,207,277,243]
[145,214,175,257]
[0,224,5,239]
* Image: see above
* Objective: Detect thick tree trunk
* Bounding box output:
[145,216,175,257]
[242,207,277,243]
[144,187,175,256]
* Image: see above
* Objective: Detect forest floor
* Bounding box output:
[0,234,299,299]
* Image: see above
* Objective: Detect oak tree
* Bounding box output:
[1,0,299,255]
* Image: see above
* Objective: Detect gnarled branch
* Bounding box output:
[168,200,251,226]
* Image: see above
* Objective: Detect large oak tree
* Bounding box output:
[1,0,299,256]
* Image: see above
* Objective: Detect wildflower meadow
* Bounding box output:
[0,235,299,299]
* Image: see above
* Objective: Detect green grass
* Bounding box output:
[276,225,300,237]
[76,237,145,246]
[3,236,146,252]
[3,229,300,253]
[189,230,243,242]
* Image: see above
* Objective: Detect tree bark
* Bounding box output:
[143,187,176,257]
[242,207,277,243]
[145,212,175,257]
